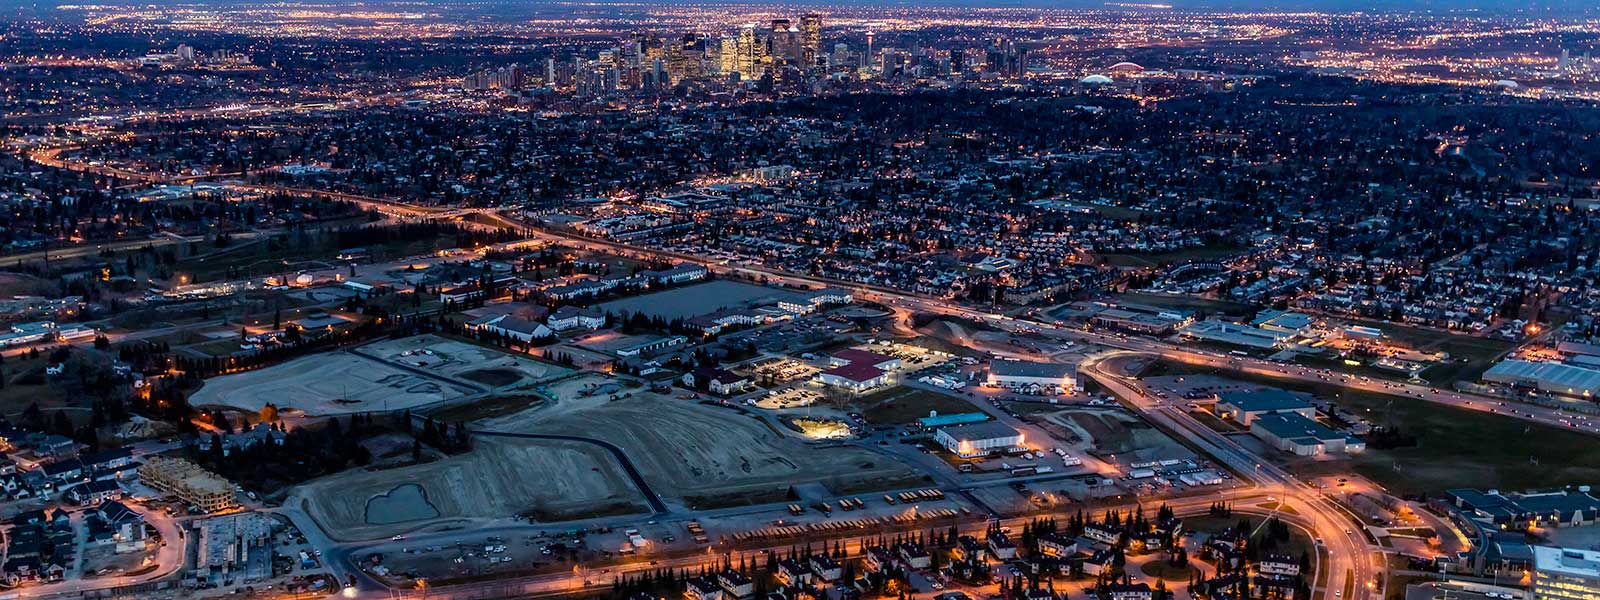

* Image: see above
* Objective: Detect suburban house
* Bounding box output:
[1037,533,1078,559]
[682,368,752,396]
[808,554,842,581]
[987,531,1018,560]
[717,569,753,598]
[776,559,813,586]
[685,577,724,600]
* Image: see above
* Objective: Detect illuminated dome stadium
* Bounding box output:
[1492,79,1519,89]
[1108,62,1145,72]
[1080,74,1115,85]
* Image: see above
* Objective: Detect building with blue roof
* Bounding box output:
[1216,389,1315,426]
[1248,412,1365,456]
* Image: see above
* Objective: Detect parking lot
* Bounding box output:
[755,386,825,410]
[743,356,821,386]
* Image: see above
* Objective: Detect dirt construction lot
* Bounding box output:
[1031,405,1197,464]
[191,352,477,416]
[296,437,645,541]
[483,386,921,509]
[360,335,574,389]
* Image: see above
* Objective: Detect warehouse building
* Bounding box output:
[1180,320,1293,349]
[1249,413,1365,456]
[986,360,1077,392]
[1483,360,1600,399]
[1215,389,1315,426]
[934,422,1024,458]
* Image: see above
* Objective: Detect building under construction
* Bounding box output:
[138,456,237,513]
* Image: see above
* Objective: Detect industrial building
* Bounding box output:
[1215,389,1315,426]
[1532,546,1600,600]
[1180,320,1293,349]
[137,456,237,513]
[1251,310,1316,336]
[1249,413,1365,456]
[985,359,1077,392]
[934,421,1024,458]
[1483,360,1600,399]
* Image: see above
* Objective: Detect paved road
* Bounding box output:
[1080,352,1376,600]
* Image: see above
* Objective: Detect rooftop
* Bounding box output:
[936,421,1023,443]
[1534,545,1600,579]
[1217,389,1312,413]
[989,359,1075,379]
[1251,412,1349,443]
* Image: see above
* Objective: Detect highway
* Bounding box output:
[1079,352,1376,600]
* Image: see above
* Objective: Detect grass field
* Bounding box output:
[1311,387,1600,495]
[1160,361,1600,494]
[857,386,984,424]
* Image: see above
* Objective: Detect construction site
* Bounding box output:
[139,456,239,513]
[480,384,924,510]
[293,436,647,541]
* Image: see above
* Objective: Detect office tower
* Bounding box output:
[800,14,822,68]
[950,48,965,73]
[768,19,800,65]
[737,25,765,79]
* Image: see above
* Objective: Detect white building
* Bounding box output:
[986,360,1077,392]
[475,315,552,342]
[1259,554,1301,577]
[1533,546,1600,600]
[934,422,1023,458]
[1249,413,1365,456]
[778,288,854,314]
[548,306,606,331]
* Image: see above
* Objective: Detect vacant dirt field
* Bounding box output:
[1036,406,1196,463]
[486,391,919,508]
[361,334,574,390]
[191,352,477,416]
[297,437,645,541]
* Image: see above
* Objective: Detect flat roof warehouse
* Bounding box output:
[989,360,1075,379]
